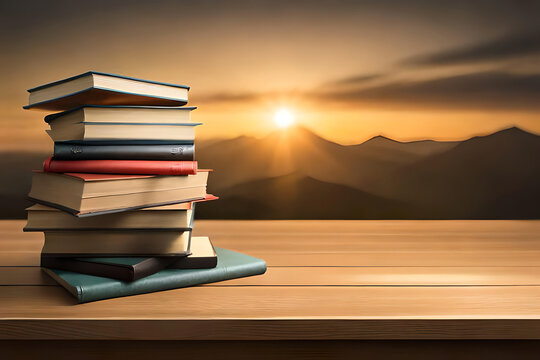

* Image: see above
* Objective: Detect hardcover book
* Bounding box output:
[44,247,267,303]
[53,142,195,161]
[41,237,217,281]
[168,235,218,269]
[46,121,201,142]
[28,171,209,216]
[41,230,191,257]
[24,199,220,231]
[41,256,175,282]
[24,71,189,111]
[44,105,197,125]
[43,157,198,176]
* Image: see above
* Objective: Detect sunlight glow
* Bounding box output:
[274,108,295,128]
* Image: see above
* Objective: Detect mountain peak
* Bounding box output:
[265,125,340,146]
[495,126,531,136]
[468,126,538,143]
[362,135,400,145]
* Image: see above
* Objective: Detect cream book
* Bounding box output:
[41,230,191,257]
[45,105,197,125]
[28,171,209,217]
[24,71,189,111]
[25,203,195,231]
[46,122,201,142]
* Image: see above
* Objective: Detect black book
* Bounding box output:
[41,236,217,282]
[41,256,174,282]
[54,141,195,161]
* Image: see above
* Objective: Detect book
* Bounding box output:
[46,121,201,142]
[41,230,191,257]
[53,142,195,161]
[168,235,218,269]
[41,256,175,282]
[40,237,217,282]
[28,171,209,217]
[43,157,198,176]
[24,71,189,111]
[43,247,267,303]
[24,201,200,231]
[44,105,196,125]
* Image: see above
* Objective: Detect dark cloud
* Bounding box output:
[194,92,263,104]
[325,73,386,86]
[402,31,540,67]
[317,71,540,110]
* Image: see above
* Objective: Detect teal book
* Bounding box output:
[43,247,266,303]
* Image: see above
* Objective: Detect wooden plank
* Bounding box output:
[0,252,40,266]
[3,220,540,342]
[5,266,540,286]
[192,220,540,234]
[5,219,540,236]
[5,250,540,267]
[4,286,540,319]
[4,340,540,360]
[4,319,540,341]
[0,267,56,285]
[4,287,540,339]
[5,234,540,252]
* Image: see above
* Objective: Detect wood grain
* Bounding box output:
[3,220,540,341]
[4,266,540,286]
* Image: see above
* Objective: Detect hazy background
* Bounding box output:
[1,0,539,219]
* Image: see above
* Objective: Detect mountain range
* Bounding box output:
[1,126,539,219]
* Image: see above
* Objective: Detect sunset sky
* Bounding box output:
[1,0,540,151]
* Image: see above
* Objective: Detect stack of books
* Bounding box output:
[23,71,266,303]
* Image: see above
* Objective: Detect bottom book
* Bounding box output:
[41,236,219,282]
[43,247,267,303]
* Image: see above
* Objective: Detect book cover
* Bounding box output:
[24,200,205,231]
[53,142,195,161]
[44,105,197,123]
[40,236,217,281]
[41,256,175,282]
[43,247,267,303]
[24,71,190,111]
[28,171,210,217]
[43,157,198,176]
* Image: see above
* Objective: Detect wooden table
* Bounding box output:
[2,220,540,359]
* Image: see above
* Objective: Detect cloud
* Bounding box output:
[316,71,540,110]
[325,73,386,86]
[194,92,263,104]
[402,31,540,67]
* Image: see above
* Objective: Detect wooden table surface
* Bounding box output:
[2,220,540,344]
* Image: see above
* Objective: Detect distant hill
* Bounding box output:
[1,126,539,219]
[371,127,540,218]
[196,173,409,219]
[197,126,456,192]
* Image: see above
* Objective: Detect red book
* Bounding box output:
[43,157,197,175]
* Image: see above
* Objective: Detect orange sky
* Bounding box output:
[1,1,539,151]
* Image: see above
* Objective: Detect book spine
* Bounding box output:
[43,157,198,175]
[53,143,195,160]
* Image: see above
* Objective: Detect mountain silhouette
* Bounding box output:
[371,127,540,218]
[1,126,539,219]
[196,173,409,219]
[197,125,456,192]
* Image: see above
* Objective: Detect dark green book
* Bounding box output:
[43,247,266,303]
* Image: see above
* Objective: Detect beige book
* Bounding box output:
[41,231,191,256]
[28,171,209,216]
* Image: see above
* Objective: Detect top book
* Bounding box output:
[24,71,190,111]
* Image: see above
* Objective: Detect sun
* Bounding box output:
[274,108,295,128]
